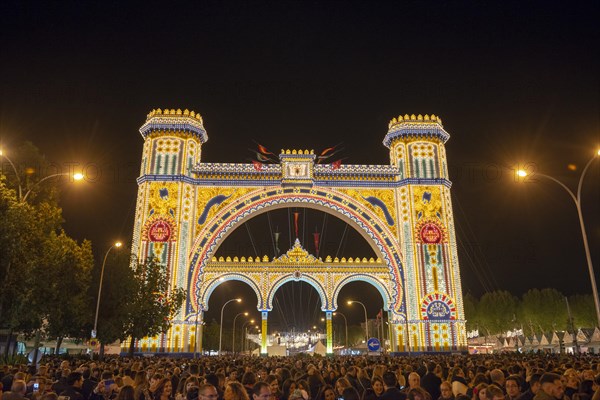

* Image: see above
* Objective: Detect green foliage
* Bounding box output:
[478,290,518,334]
[93,249,136,346]
[568,294,596,328]
[464,289,596,336]
[202,319,221,351]
[123,257,186,354]
[347,325,366,346]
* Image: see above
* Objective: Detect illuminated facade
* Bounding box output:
[126,108,467,354]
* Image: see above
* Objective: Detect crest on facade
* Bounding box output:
[421,293,457,320]
[416,219,446,244]
[142,216,177,242]
[273,239,321,264]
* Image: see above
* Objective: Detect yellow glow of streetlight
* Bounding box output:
[597,149,600,156]
[0,149,4,156]
[347,300,353,305]
[115,242,122,248]
[244,312,248,316]
[250,319,255,323]
[73,172,84,181]
[517,170,527,177]
[236,298,242,302]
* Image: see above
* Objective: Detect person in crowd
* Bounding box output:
[380,372,406,400]
[319,386,335,400]
[505,376,522,400]
[421,363,441,400]
[153,378,173,400]
[472,383,487,400]
[341,388,359,400]
[448,369,468,398]
[60,372,85,400]
[117,386,135,400]
[3,380,27,400]
[281,381,297,400]
[371,377,385,398]
[224,382,250,400]
[489,373,505,396]
[198,384,219,400]
[408,389,430,400]
[534,374,562,400]
[335,381,352,399]
[264,376,281,400]
[517,374,540,400]
[484,386,505,400]
[439,382,453,400]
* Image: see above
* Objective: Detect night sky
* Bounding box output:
[1,1,598,329]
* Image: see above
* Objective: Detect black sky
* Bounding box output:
[1,1,599,328]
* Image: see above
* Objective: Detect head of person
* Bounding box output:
[185,377,201,394]
[484,385,504,400]
[489,370,504,386]
[408,372,420,389]
[198,384,219,400]
[341,387,359,400]
[117,385,136,400]
[154,378,173,399]
[408,388,429,400]
[225,382,250,400]
[528,374,542,395]
[242,373,257,388]
[320,385,336,400]
[11,380,27,395]
[334,378,351,396]
[252,382,272,400]
[282,379,297,399]
[265,375,280,396]
[473,383,488,400]
[382,372,397,390]
[440,381,453,400]
[505,376,521,398]
[540,373,562,398]
[67,372,84,388]
[371,377,384,396]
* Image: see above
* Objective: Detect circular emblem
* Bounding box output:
[148,220,171,242]
[420,223,442,244]
[426,300,451,320]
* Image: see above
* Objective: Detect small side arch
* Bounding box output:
[332,274,395,311]
[266,274,328,311]
[199,273,264,311]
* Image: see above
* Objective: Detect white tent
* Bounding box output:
[312,340,327,356]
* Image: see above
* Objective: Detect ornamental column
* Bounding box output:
[261,311,268,355]
[325,311,333,355]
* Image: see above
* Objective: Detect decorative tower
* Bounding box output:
[130,108,207,352]
[384,114,467,352]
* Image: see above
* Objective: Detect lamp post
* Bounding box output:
[348,300,369,342]
[232,312,248,354]
[0,149,84,202]
[93,242,123,339]
[518,149,600,328]
[334,312,348,348]
[241,319,255,354]
[219,298,241,355]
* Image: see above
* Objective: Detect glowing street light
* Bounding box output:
[0,148,84,203]
[219,298,241,355]
[348,300,369,341]
[92,241,123,339]
[232,312,248,354]
[518,149,600,327]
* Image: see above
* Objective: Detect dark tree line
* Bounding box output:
[464,288,597,335]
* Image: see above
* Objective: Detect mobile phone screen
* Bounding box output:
[34,383,40,392]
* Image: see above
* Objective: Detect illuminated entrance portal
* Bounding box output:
[126,109,467,354]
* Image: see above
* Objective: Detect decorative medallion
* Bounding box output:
[421,293,457,321]
[143,217,176,242]
[415,219,446,244]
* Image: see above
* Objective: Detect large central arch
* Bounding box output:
[128,109,468,354]
[186,187,405,317]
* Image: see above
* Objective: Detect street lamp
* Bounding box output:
[334,312,348,348]
[348,300,369,342]
[0,149,84,202]
[219,298,241,355]
[92,241,123,339]
[232,312,248,354]
[517,149,600,327]
[242,319,255,354]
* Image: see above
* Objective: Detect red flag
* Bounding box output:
[331,160,342,170]
[258,144,275,156]
[252,160,263,171]
[293,212,299,239]
[313,231,320,255]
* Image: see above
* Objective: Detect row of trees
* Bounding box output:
[0,142,184,358]
[464,289,597,335]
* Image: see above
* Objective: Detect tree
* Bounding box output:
[568,294,596,328]
[202,319,220,352]
[478,290,518,335]
[520,288,568,333]
[123,257,186,356]
[463,292,481,332]
[91,248,136,355]
[37,232,94,352]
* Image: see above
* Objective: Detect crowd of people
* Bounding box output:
[1,354,599,400]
